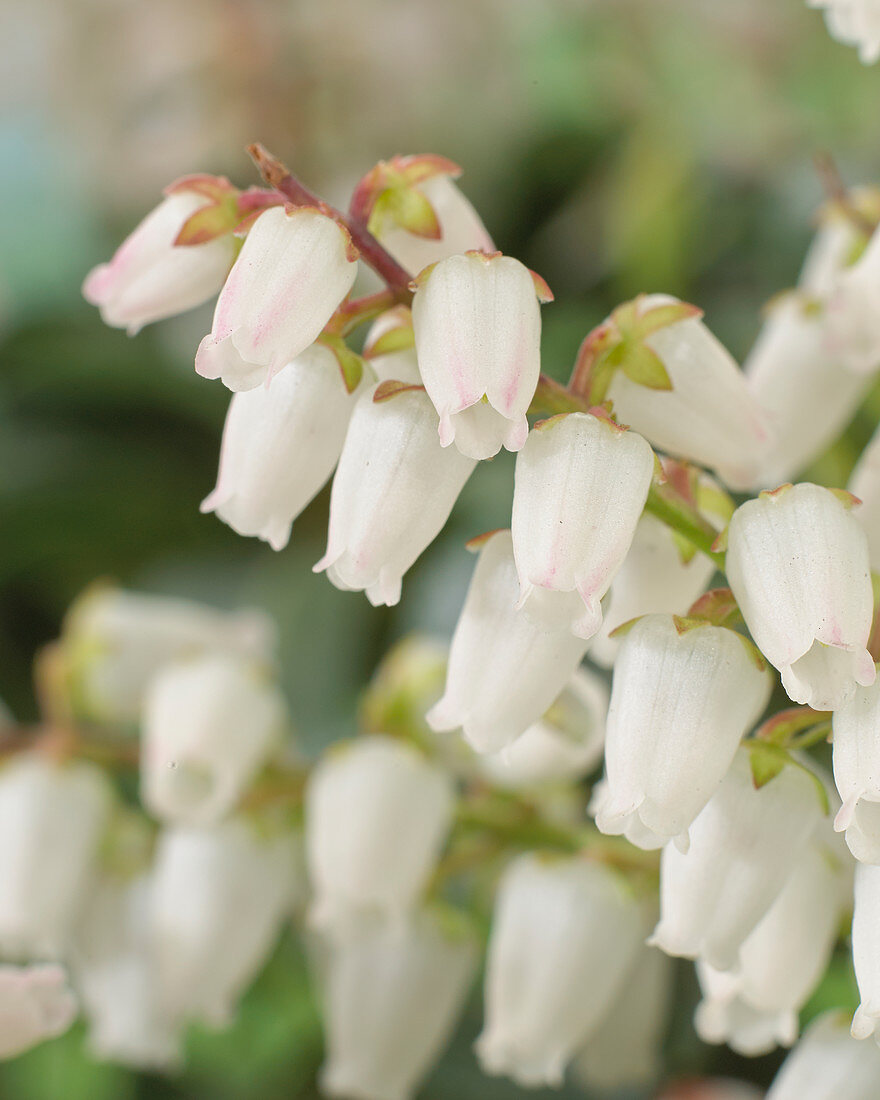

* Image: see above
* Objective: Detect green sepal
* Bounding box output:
[619,343,673,391]
[686,587,744,630]
[755,706,832,748]
[317,333,366,394]
[747,742,831,814]
[373,380,425,403]
[365,324,416,359]
[371,183,442,240]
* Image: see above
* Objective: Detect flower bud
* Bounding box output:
[831,676,880,862]
[477,667,608,789]
[800,199,873,298]
[511,412,654,638]
[195,206,358,391]
[849,424,880,570]
[426,531,591,754]
[0,965,77,1060]
[316,909,477,1100]
[808,0,880,64]
[603,294,768,490]
[767,1011,880,1100]
[726,483,875,710]
[744,293,871,489]
[476,854,642,1088]
[63,586,275,724]
[823,224,880,372]
[305,736,454,928]
[82,190,235,334]
[141,654,287,826]
[0,754,112,959]
[151,820,299,1027]
[650,749,824,970]
[201,343,362,551]
[314,384,476,606]
[411,252,547,459]
[594,615,772,851]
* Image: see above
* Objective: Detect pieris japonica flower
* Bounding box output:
[851,862,880,1041]
[800,199,873,299]
[411,251,549,460]
[201,343,363,551]
[63,586,274,723]
[831,676,880,862]
[316,909,477,1100]
[594,614,772,851]
[151,820,299,1027]
[0,755,112,960]
[849,425,880,569]
[823,224,880,373]
[744,293,872,489]
[306,736,453,928]
[575,933,672,1090]
[426,531,591,754]
[510,411,654,638]
[477,667,608,789]
[651,749,824,970]
[602,294,768,490]
[195,205,358,391]
[766,1011,880,1100]
[364,308,421,385]
[82,189,235,334]
[141,653,287,826]
[695,842,846,1055]
[808,0,880,64]
[314,383,476,606]
[726,482,875,711]
[0,965,76,1060]
[476,854,642,1088]
[73,874,180,1069]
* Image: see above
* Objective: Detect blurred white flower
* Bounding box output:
[824,222,880,370]
[849,423,880,570]
[0,965,77,1060]
[808,0,880,64]
[767,1010,880,1099]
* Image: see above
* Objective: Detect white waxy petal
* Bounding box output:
[850,423,880,570]
[799,204,869,298]
[305,735,454,928]
[202,343,362,551]
[511,412,654,639]
[195,206,358,391]
[726,482,875,710]
[595,615,771,851]
[808,0,880,64]
[141,653,287,827]
[852,861,880,1041]
[314,384,476,606]
[823,223,880,371]
[426,531,591,754]
[412,253,544,460]
[0,965,77,1060]
[316,909,477,1100]
[650,749,824,970]
[475,854,642,1088]
[364,308,421,385]
[604,294,768,490]
[832,676,880,862]
[767,1010,880,1099]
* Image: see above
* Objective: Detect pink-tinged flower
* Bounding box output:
[83,191,236,334]
[195,206,358,391]
[314,382,476,607]
[808,0,880,64]
[0,965,77,1060]
[511,411,654,639]
[202,343,362,551]
[726,482,875,711]
[411,252,550,460]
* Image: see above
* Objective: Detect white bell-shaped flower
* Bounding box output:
[0,754,112,959]
[83,190,235,334]
[305,735,454,928]
[850,425,880,570]
[411,252,547,459]
[364,308,421,385]
[808,0,880,64]
[73,874,180,1069]
[588,778,667,850]
[475,853,642,1088]
[744,292,872,490]
[852,861,880,1041]
[316,909,477,1100]
[591,513,719,669]
[195,206,358,391]
[800,201,871,298]
[694,842,846,1055]
[314,383,476,606]
[726,482,875,710]
[594,614,772,851]
[151,819,299,1027]
[511,411,654,638]
[62,586,275,724]
[823,223,880,372]
[603,294,768,490]
[426,531,591,754]
[201,343,362,551]
[831,675,880,862]
[650,748,824,970]
[767,1010,880,1099]
[376,173,495,278]
[141,653,287,826]
[0,965,77,1060]
[477,667,608,789]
